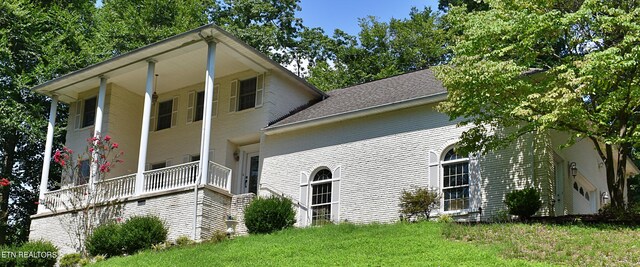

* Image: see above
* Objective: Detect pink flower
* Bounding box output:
[53,150,62,163]
[104,135,111,142]
[0,178,10,187]
[34,201,40,205]
[99,162,111,173]
[59,160,66,167]
[116,217,122,223]
[89,147,94,153]
[111,143,119,149]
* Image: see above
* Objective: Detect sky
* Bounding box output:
[297,0,440,36]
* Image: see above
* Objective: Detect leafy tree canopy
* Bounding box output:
[435,0,640,207]
[307,7,448,91]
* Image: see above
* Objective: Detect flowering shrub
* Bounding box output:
[0,178,9,187]
[45,134,125,257]
[53,135,123,186]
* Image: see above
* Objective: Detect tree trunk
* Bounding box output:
[605,144,627,209]
[0,136,17,245]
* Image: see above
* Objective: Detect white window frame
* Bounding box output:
[229,74,264,113]
[154,96,178,131]
[74,97,97,130]
[440,148,471,213]
[309,169,333,226]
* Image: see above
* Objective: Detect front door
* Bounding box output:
[553,156,565,216]
[243,153,259,194]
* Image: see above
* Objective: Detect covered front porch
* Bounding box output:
[33,25,271,214]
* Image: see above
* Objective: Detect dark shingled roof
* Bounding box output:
[267,68,447,128]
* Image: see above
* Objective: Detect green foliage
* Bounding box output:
[175,236,194,246]
[60,253,82,267]
[120,215,168,255]
[244,196,296,234]
[151,242,170,252]
[307,7,448,90]
[0,245,15,267]
[86,223,122,257]
[14,240,58,267]
[490,209,513,223]
[504,188,542,220]
[598,202,640,220]
[207,230,228,244]
[437,214,454,223]
[399,186,441,221]
[436,0,640,208]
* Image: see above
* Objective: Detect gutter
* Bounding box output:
[264,92,448,135]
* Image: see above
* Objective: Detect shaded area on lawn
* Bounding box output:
[443,223,640,266]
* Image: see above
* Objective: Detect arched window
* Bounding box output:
[442,148,470,211]
[311,169,332,225]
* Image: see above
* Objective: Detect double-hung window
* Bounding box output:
[442,148,470,211]
[311,169,332,225]
[156,99,173,131]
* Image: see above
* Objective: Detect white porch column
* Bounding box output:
[38,96,58,213]
[135,60,156,195]
[89,76,108,186]
[198,40,217,185]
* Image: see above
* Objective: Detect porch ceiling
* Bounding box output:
[32,24,325,103]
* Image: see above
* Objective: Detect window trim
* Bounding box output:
[309,168,333,226]
[440,147,471,213]
[229,74,264,113]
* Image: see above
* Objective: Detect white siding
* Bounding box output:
[264,72,318,123]
[260,104,548,224]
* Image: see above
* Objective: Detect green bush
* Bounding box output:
[59,253,82,267]
[504,188,542,220]
[244,196,296,234]
[86,223,123,257]
[207,230,228,244]
[120,215,168,255]
[399,186,440,221]
[437,214,454,223]
[175,236,194,246]
[14,240,58,267]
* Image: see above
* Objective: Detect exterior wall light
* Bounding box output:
[569,162,578,178]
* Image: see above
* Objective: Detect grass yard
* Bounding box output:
[92,222,640,266]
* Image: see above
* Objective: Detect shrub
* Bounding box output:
[437,214,454,223]
[60,253,82,267]
[399,186,440,221]
[175,236,194,246]
[207,230,228,244]
[86,223,123,257]
[14,240,58,267]
[92,255,106,263]
[504,188,542,220]
[490,209,512,223]
[120,215,168,255]
[244,196,296,234]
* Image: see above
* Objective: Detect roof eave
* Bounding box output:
[264,92,448,135]
[32,23,326,99]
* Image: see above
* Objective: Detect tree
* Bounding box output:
[435,0,640,208]
[438,0,489,12]
[0,0,96,245]
[307,7,448,91]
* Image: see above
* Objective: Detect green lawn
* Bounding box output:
[92,222,640,267]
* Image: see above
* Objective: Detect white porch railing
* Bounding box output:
[208,161,232,192]
[143,161,199,193]
[41,161,231,212]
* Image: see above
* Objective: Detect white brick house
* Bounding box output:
[29,24,638,254]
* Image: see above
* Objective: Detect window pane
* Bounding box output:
[195,91,205,121]
[313,169,332,181]
[238,78,256,111]
[157,100,173,130]
[312,204,331,225]
[312,183,332,205]
[82,97,97,128]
